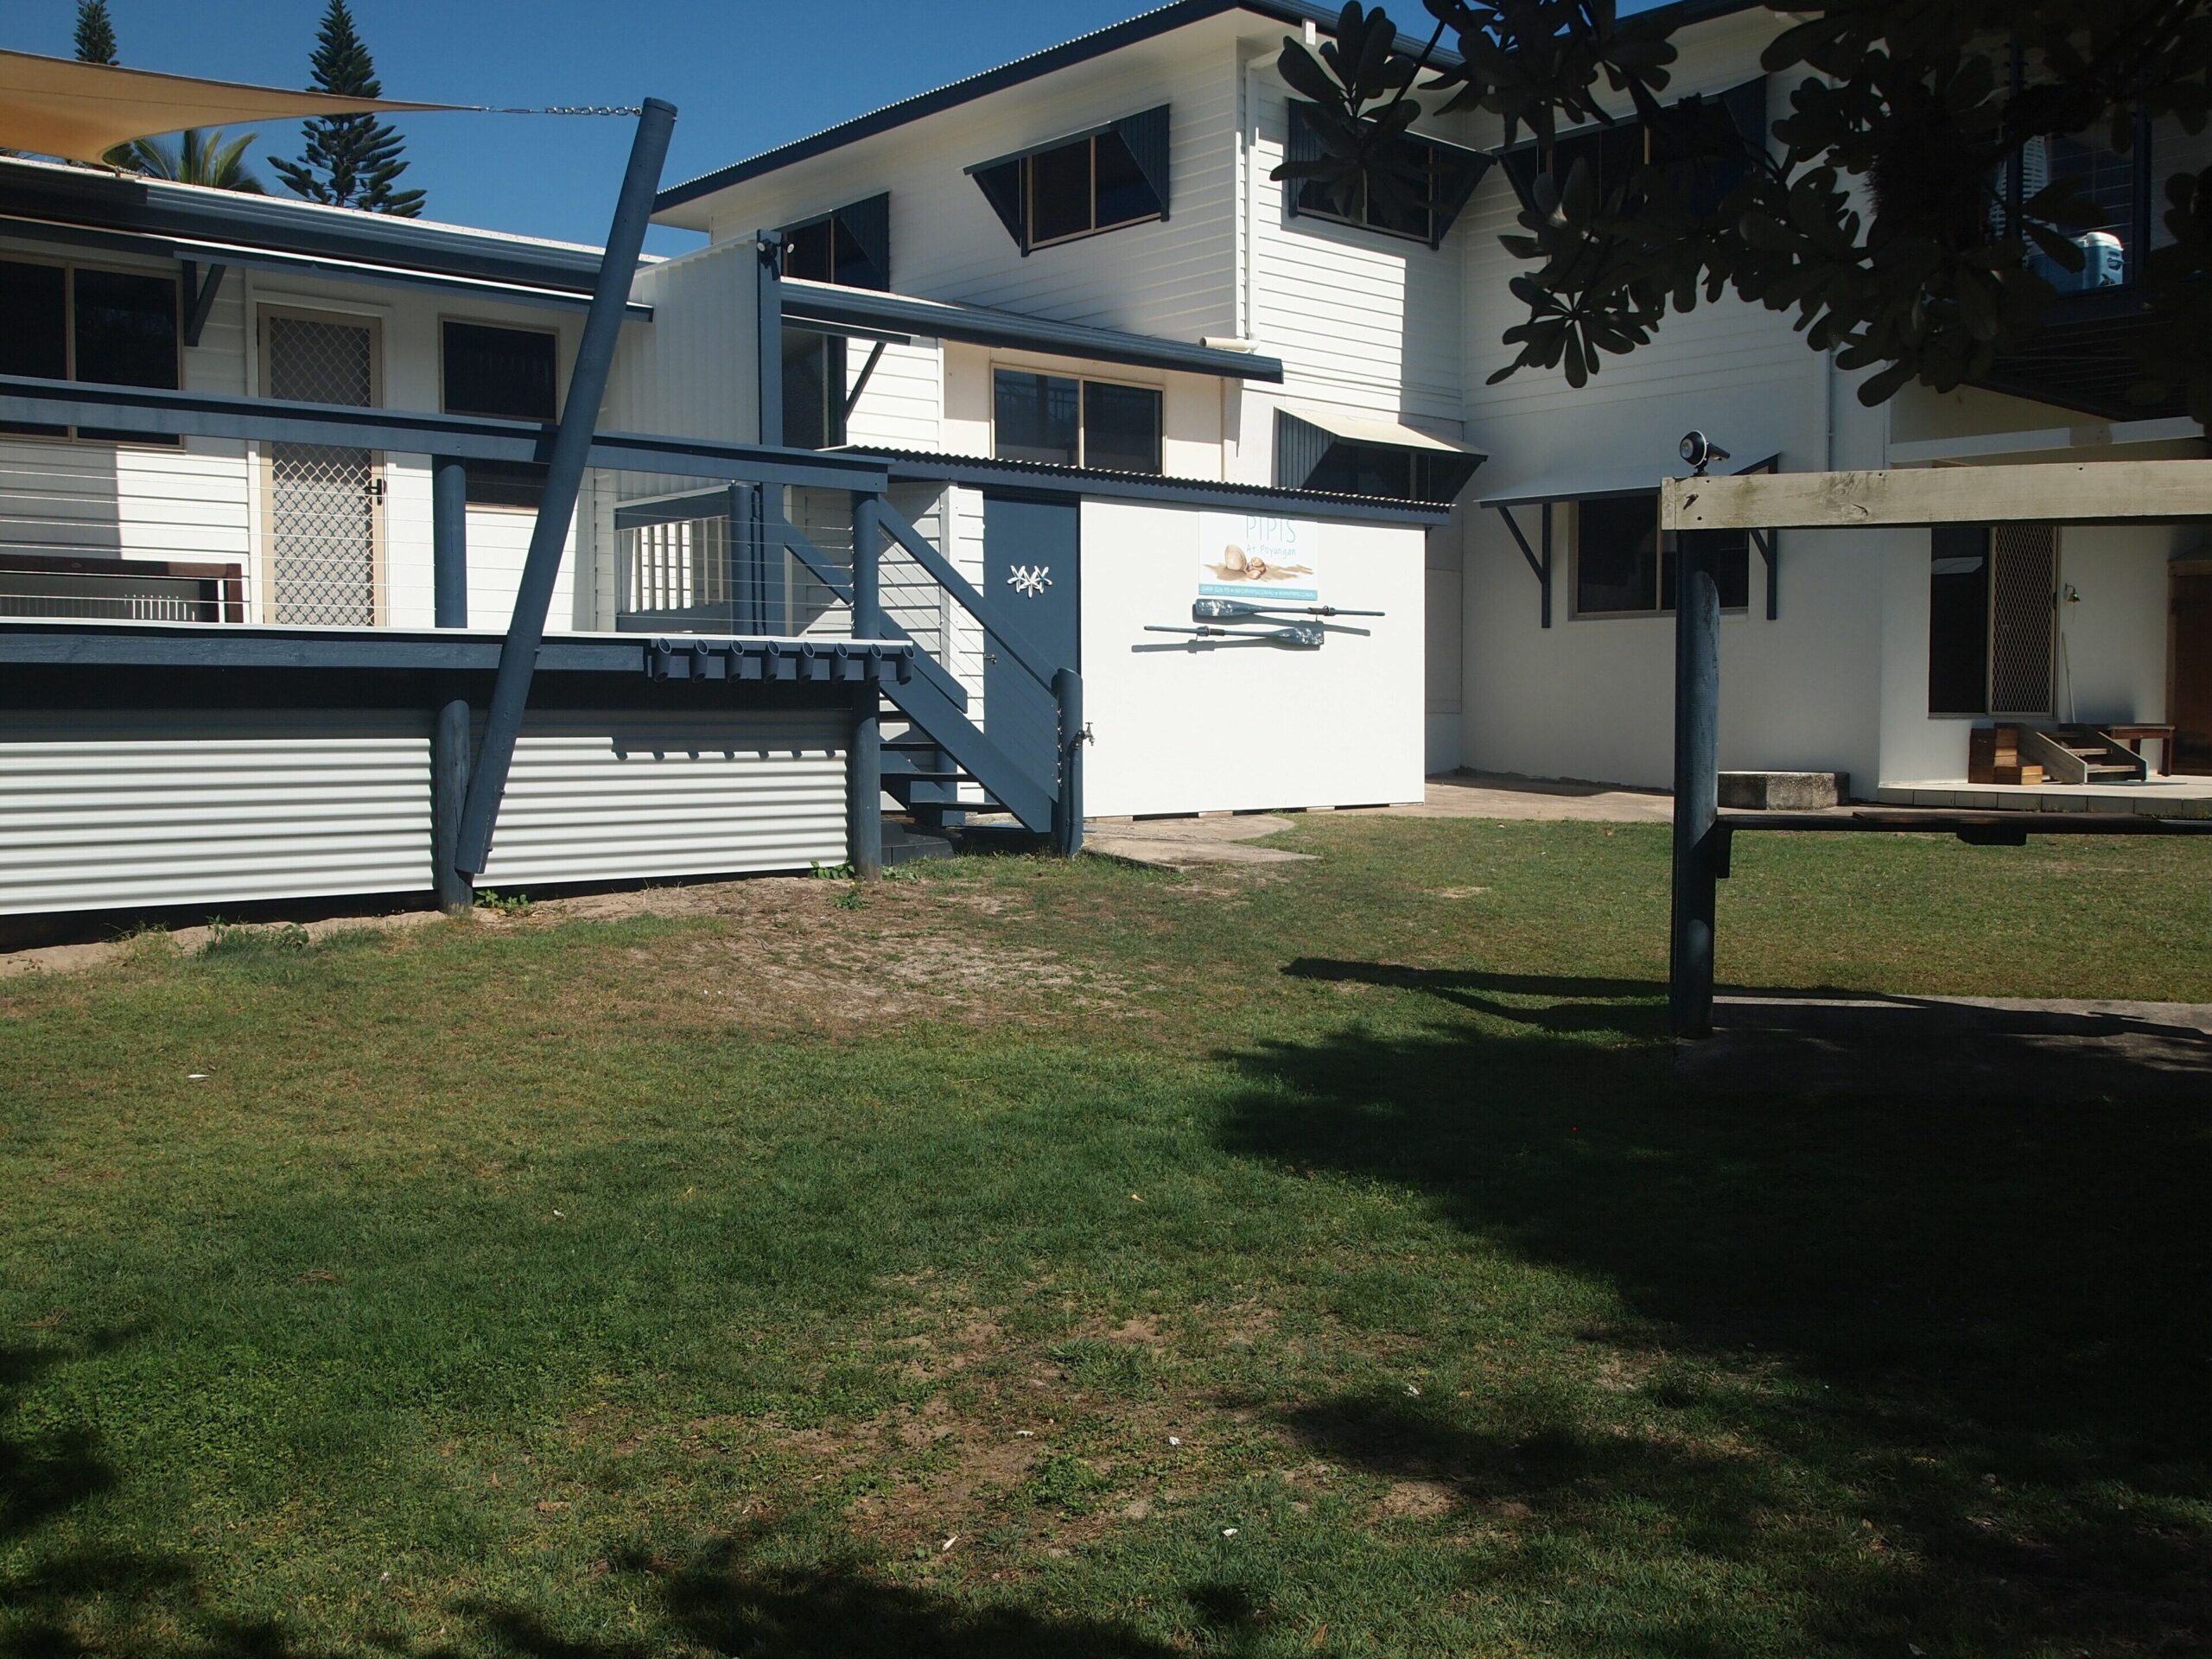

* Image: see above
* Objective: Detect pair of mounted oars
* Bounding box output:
[1140,597,1384,648]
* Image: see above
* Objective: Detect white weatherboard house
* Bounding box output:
[1,0,2207,922]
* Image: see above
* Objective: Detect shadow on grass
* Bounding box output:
[448,1530,1189,1658]
[1219,965,2212,1651]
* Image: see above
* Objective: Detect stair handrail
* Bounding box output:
[770,509,969,712]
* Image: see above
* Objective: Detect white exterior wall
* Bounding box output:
[1079,499,1426,817]
[607,238,759,447]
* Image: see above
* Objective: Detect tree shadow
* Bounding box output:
[1217,969,2212,1651]
[447,1528,1193,1658]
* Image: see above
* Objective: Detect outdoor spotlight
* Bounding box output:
[1679,430,1731,475]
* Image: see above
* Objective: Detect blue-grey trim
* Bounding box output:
[0,213,654,318]
[858,448,1453,525]
[780,283,1284,382]
[0,620,914,679]
[0,373,892,491]
[0,158,639,301]
[655,0,1756,213]
[457,99,676,879]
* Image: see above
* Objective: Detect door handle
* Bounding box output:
[983,652,999,663]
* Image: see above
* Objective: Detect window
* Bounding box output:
[968,108,1169,254]
[1572,493,1749,617]
[1928,526,1991,715]
[779,194,890,289]
[783,329,849,451]
[993,370,1160,473]
[1285,103,1491,247]
[441,321,557,509]
[0,258,179,443]
[1501,79,1765,219]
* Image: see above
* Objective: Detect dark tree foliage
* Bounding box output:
[72,0,118,66]
[1278,2,2212,423]
[268,0,425,218]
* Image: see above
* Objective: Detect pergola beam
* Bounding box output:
[1662,459,2212,533]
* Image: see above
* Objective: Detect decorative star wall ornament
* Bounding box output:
[1007,564,1052,597]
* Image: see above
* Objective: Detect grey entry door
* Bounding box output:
[263,308,381,625]
[982,493,1081,791]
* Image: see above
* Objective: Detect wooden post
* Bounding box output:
[848,491,883,879]
[1053,666,1084,857]
[432,455,467,630]
[1669,531,1722,1039]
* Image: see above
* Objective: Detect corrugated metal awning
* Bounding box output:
[1479,454,1778,509]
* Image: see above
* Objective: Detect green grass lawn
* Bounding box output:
[3,817,2209,1657]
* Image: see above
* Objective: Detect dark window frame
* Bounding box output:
[1283,101,1491,249]
[777,195,892,290]
[439,318,561,512]
[1023,130,1166,251]
[0,255,182,448]
[1569,494,1751,620]
[990,366,1163,474]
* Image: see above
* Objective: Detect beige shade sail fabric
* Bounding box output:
[0,48,454,166]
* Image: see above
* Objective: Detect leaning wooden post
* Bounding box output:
[454,97,675,876]
[430,455,473,913]
[847,490,884,879]
[1669,531,1721,1038]
[1053,666,1084,857]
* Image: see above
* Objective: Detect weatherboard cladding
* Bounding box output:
[696,29,1244,353]
[655,0,1758,213]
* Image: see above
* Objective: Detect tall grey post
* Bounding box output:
[1669,530,1722,1038]
[1053,667,1084,858]
[430,455,473,913]
[455,98,677,875]
[848,491,884,879]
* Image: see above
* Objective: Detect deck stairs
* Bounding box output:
[2018,725,2152,785]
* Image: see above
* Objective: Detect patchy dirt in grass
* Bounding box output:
[1378,1478,1459,1519]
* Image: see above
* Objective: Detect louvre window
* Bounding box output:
[1284,103,1491,249]
[0,258,180,443]
[1573,493,1749,617]
[779,194,890,289]
[442,321,557,509]
[994,370,1160,474]
[968,107,1170,255]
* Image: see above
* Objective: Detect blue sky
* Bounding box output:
[8,0,1156,253]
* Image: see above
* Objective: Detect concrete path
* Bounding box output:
[1681,993,2212,1102]
[1084,814,1318,869]
[1386,772,1675,823]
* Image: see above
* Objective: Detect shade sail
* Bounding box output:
[0,48,454,166]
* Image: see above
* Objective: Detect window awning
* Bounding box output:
[780,278,1285,382]
[0,48,453,166]
[1282,404,1484,457]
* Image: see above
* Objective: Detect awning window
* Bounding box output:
[779,193,890,290]
[1284,102,1491,250]
[1274,405,1485,505]
[966,105,1169,255]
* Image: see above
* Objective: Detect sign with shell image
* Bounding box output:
[1198,512,1316,602]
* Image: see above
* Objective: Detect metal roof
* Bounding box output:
[851,446,1454,524]
[782,279,1284,382]
[0,154,643,307]
[655,0,1759,216]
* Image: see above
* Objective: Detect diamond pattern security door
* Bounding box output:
[1989,524,2056,715]
[265,314,379,626]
